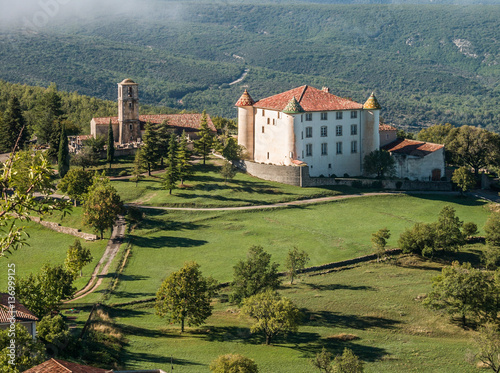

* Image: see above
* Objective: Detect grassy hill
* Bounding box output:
[0,2,498,131]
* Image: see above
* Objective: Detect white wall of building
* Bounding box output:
[254,109,294,166]
[393,148,445,181]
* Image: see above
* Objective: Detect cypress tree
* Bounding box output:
[107,120,115,167]
[194,111,213,165]
[58,125,70,178]
[0,96,27,153]
[177,131,192,186]
[163,134,179,194]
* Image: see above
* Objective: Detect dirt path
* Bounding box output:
[65,215,126,302]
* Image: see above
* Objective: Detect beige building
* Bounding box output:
[236,85,381,177]
[91,79,216,144]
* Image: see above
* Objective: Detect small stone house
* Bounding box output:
[0,293,39,339]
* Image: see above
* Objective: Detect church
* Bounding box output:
[91,79,216,144]
[236,85,381,177]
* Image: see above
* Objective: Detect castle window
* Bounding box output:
[321,112,328,120]
[262,126,265,133]
[128,87,133,97]
[336,125,343,136]
[273,119,276,125]
[328,163,332,169]
[336,142,343,154]
[320,126,327,137]
[306,144,312,156]
[351,111,357,119]
[305,113,312,121]
[305,127,312,138]
[129,124,133,130]
[336,112,343,120]
[267,152,270,159]
[321,143,328,155]
[351,124,357,135]
[351,141,358,153]
[301,115,303,122]
[267,118,270,125]
[262,110,265,116]
[278,112,282,119]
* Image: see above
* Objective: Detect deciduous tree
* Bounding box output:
[333,348,364,373]
[0,323,46,372]
[210,354,259,373]
[470,323,500,373]
[155,262,217,332]
[242,290,301,345]
[371,228,391,261]
[285,247,309,284]
[485,212,500,248]
[231,246,281,304]
[58,168,93,205]
[363,150,395,178]
[220,161,236,184]
[64,239,93,277]
[311,348,334,373]
[451,167,476,195]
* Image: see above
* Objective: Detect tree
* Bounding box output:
[57,125,70,178]
[433,205,465,251]
[0,96,27,153]
[162,134,179,194]
[58,168,93,206]
[212,116,237,135]
[333,348,364,373]
[83,174,123,239]
[462,222,478,238]
[221,136,243,163]
[311,348,334,373]
[363,150,395,178]
[398,222,436,256]
[17,264,76,318]
[470,323,500,373]
[396,129,415,140]
[37,314,71,350]
[106,120,115,167]
[371,228,391,261]
[1,150,70,256]
[447,126,500,177]
[155,119,171,167]
[417,123,454,145]
[177,131,192,186]
[33,85,63,145]
[194,111,214,165]
[231,246,281,304]
[285,247,309,284]
[241,290,301,345]
[131,149,146,186]
[423,261,494,327]
[72,145,99,169]
[220,161,236,184]
[141,121,160,176]
[0,323,46,372]
[155,261,217,332]
[64,239,93,277]
[485,212,500,248]
[210,354,259,373]
[451,167,475,195]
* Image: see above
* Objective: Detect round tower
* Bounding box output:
[283,96,304,163]
[118,79,140,144]
[235,89,256,161]
[361,92,381,165]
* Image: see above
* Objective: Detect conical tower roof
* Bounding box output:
[363,92,381,110]
[282,96,304,114]
[235,89,256,107]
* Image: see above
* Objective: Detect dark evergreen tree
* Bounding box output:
[156,119,171,167]
[0,96,27,153]
[177,131,192,186]
[107,119,115,167]
[57,126,70,178]
[194,111,214,165]
[141,121,160,176]
[163,134,179,194]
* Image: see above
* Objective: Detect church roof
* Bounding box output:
[23,358,110,373]
[235,89,256,107]
[120,78,136,84]
[363,92,381,110]
[282,96,305,114]
[0,293,39,323]
[382,139,444,157]
[252,85,363,112]
[92,114,216,132]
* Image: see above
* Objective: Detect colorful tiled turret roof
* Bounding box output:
[282,96,304,114]
[363,92,381,110]
[235,89,256,107]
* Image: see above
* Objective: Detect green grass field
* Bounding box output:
[109,194,492,305]
[113,257,476,372]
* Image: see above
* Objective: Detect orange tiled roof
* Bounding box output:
[252,85,363,112]
[23,358,110,373]
[383,139,444,157]
[379,124,397,131]
[92,114,216,132]
[0,293,38,323]
[363,92,381,110]
[235,89,256,107]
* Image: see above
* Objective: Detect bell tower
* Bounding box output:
[118,79,140,144]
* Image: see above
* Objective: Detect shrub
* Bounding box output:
[395,181,403,190]
[210,354,259,373]
[118,170,129,177]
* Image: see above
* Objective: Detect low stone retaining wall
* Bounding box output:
[238,160,452,191]
[30,216,98,241]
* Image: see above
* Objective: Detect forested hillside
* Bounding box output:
[0,2,498,131]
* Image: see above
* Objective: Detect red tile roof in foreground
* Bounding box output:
[382,139,444,157]
[252,85,363,112]
[92,114,216,132]
[23,359,110,373]
[379,124,397,131]
[0,293,38,323]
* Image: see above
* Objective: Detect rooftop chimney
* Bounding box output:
[322,87,330,93]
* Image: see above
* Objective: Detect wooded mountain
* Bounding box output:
[0,2,498,131]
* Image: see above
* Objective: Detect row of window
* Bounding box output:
[304,141,357,157]
[303,111,357,122]
[305,124,357,138]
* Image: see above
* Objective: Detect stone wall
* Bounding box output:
[30,217,98,241]
[239,160,452,191]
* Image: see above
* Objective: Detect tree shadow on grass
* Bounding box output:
[130,235,208,248]
[410,193,487,207]
[201,326,262,344]
[111,290,155,299]
[302,310,400,330]
[136,217,206,232]
[121,350,202,368]
[305,283,376,292]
